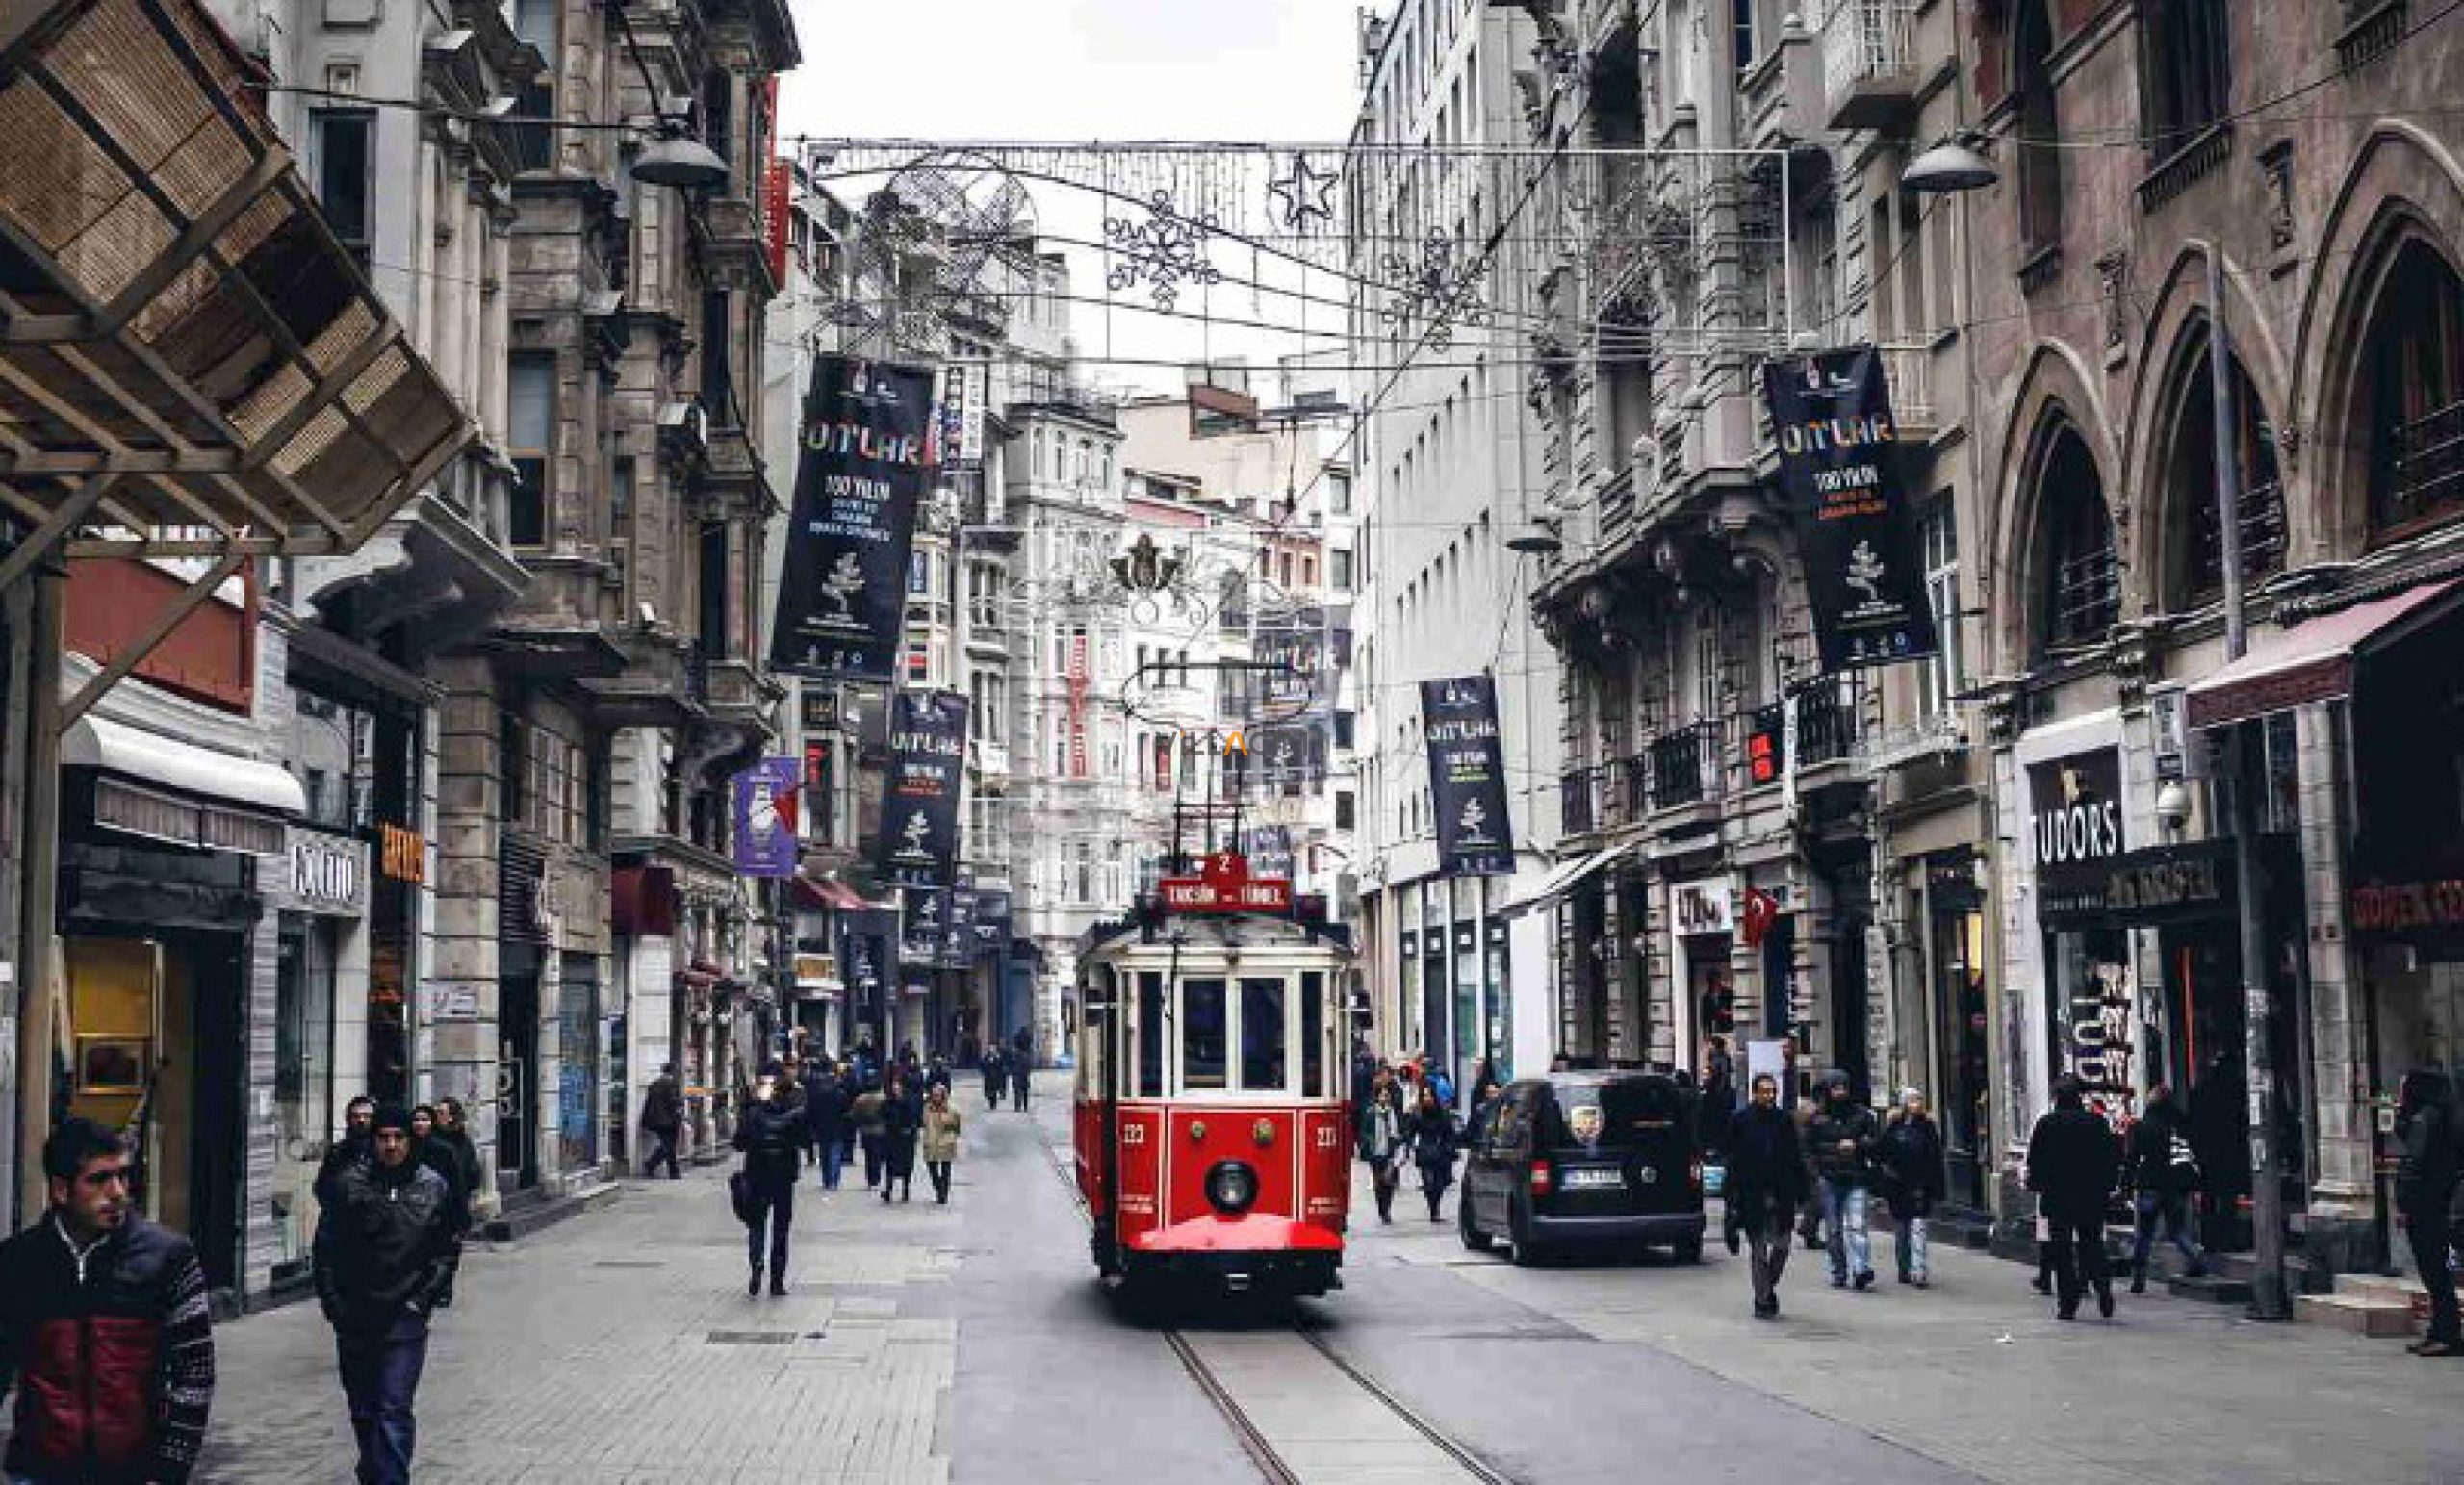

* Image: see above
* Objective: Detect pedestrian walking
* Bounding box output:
[881,1070,922,1203]
[733,1066,809,1297]
[1805,1072,1881,1291]
[1725,1072,1810,1319]
[806,1063,850,1191]
[2126,1084,2208,1293]
[981,1047,1007,1110]
[2395,1067,2463,1357]
[641,1064,684,1180]
[0,1117,216,1485]
[2026,1075,2122,1320]
[314,1103,459,1485]
[1011,1029,1033,1111]
[1879,1088,1943,1288]
[1357,1085,1405,1223]
[921,1084,964,1204]
[316,1093,378,1204]
[853,1082,888,1189]
[1409,1085,1459,1222]
[1699,1037,1737,1162]
[925,1055,954,1098]
[1469,1058,1502,1114]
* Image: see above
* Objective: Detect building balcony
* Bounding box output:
[1648,720,1722,812]
[691,193,780,299]
[1821,0,1923,133]
[578,625,705,729]
[690,421,775,517]
[1559,766,1607,837]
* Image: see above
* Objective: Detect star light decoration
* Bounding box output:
[1381,229,1492,349]
[1267,152,1338,233]
[1105,191,1224,311]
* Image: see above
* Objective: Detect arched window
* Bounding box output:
[2014,0,2062,256]
[2367,240,2464,540]
[2034,424,2118,655]
[2164,326,2285,607]
[2144,0,2230,159]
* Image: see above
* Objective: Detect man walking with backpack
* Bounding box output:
[2126,1084,2207,1293]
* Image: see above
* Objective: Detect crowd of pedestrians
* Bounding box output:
[1347,1034,2464,1358]
[707,1029,1035,1297]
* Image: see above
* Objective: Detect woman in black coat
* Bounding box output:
[879,1071,923,1203]
[1408,1086,1459,1222]
[1879,1090,1945,1287]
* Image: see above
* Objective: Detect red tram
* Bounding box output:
[1073,853,1355,1297]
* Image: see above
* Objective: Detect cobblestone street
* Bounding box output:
[173,1077,2464,1485]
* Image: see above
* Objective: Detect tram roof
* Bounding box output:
[1078,908,1355,960]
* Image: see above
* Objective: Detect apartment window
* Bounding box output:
[909,550,930,596]
[2144,0,2229,160]
[1329,549,1353,593]
[1918,498,1962,720]
[1730,0,1756,70]
[700,291,733,421]
[2015,0,2063,257]
[697,522,729,660]
[512,81,552,173]
[2036,427,2120,654]
[1335,789,1356,832]
[311,111,373,270]
[507,353,553,547]
[968,561,1002,626]
[1329,472,1352,514]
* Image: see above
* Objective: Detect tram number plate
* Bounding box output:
[1315,1126,1339,1148]
[1561,1168,1623,1190]
[1121,1125,1147,1145]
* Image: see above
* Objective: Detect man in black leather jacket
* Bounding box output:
[315,1103,458,1485]
[735,1068,811,1295]
[1804,1071,1881,1291]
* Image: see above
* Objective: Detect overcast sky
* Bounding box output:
[778,2,1373,392]
[780,0,1366,143]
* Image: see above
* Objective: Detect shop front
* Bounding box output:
[2027,747,2138,1129]
[59,716,303,1297]
[1670,873,1734,1075]
[1920,853,1992,1214]
[265,826,370,1294]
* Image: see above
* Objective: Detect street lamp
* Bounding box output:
[1901,136,2000,195]
[1505,525,1563,556]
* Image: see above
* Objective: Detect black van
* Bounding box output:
[1457,1071,1706,1265]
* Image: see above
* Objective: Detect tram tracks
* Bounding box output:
[1043,1130,1518,1485]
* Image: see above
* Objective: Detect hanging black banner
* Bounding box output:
[900,885,948,964]
[878,690,969,886]
[940,879,978,969]
[1760,345,1940,670]
[769,355,936,681]
[1422,675,1516,877]
[1252,719,1328,787]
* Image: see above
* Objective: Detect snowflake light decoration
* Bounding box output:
[1105,191,1224,311]
[1380,229,1492,349]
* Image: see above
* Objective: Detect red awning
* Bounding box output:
[793,874,881,912]
[2185,579,2461,729]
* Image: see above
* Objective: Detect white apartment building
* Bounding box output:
[1346,0,1559,1088]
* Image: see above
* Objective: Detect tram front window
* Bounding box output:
[1184,977,1228,1089]
[1138,971,1166,1097]
[1239,978,1288,1091]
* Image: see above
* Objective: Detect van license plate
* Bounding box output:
[1562,1168,1622,1189]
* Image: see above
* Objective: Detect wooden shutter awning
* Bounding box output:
[0,0,470,563]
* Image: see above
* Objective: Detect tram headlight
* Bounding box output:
[1204,1160,1259,1216]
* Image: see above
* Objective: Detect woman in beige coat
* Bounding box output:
[920,1085,963,1204]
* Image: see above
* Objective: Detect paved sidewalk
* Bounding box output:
[1344,1168,2464,1485]
[195,1155,963,1484]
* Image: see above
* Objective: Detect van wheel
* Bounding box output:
[1508,1205,1544,1267]
[1672,1236,1704,1265]
[1458,1198,1494,1252]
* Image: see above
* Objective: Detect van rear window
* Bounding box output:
[1543,1078,1692,1147]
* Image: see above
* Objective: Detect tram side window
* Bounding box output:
[1239,978,1288,1091]
[1138,971,1166,1097]
[1300,972,1325,1097]
[1184,977,1229,1089]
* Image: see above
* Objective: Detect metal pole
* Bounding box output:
[13,559,64,1224]
[2208,248,2288,1320]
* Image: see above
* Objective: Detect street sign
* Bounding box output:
[1158,851,1293,914]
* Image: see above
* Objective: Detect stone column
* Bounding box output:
[426,653,502,1197]
[2296,700,2376,1267]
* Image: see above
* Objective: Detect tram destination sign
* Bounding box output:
[1159,851,1293,914]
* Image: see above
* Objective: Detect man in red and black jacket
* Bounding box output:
[0,1116,217,1485]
